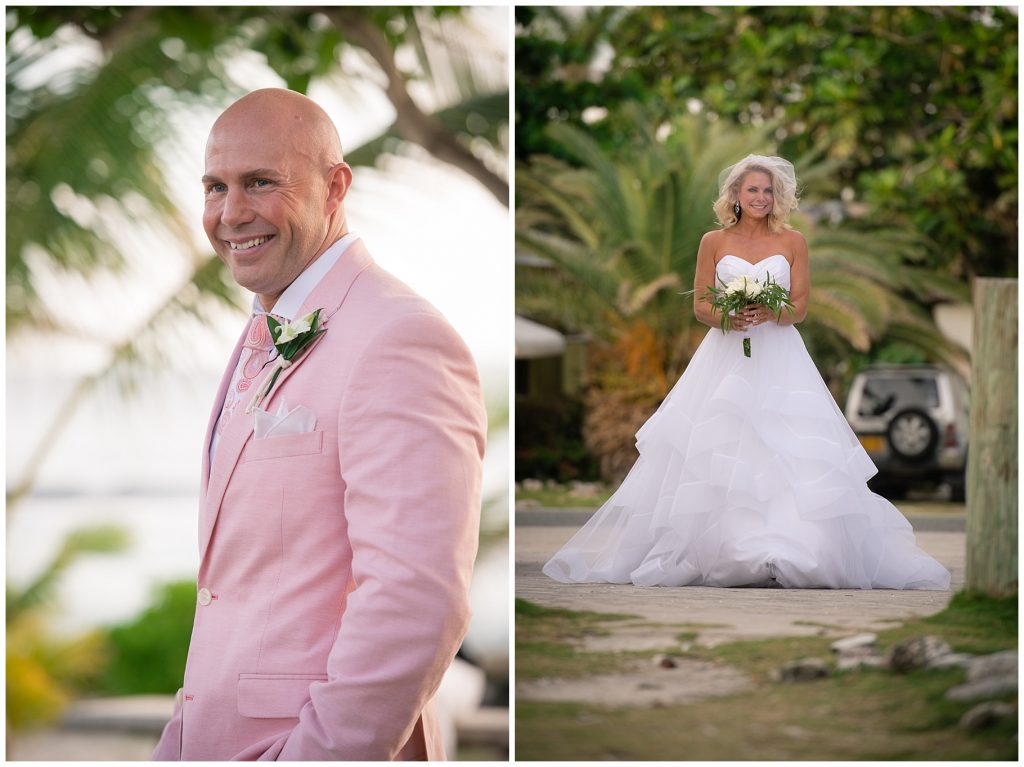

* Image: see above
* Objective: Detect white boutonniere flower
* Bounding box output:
[275,315,312,343]
[246,309,326,414]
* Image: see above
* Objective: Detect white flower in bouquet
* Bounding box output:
[723,275,762,297]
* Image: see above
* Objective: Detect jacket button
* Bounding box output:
[197,587,212,606]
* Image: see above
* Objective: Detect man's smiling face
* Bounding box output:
[202,99,336,310]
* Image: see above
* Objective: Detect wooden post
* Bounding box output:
[965,278,1018,596]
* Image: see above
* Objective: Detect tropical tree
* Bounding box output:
[517,108,968,478]
[516,5,1017,279]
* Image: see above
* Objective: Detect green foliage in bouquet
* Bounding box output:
[703,273,795,335]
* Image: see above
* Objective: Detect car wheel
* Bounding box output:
[886,408,939,463]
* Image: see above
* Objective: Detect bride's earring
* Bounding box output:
[733,201,740,216]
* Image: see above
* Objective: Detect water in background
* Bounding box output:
[7,368,509,664]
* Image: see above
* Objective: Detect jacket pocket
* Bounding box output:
[237,673,328,719]
[244,430,324,462]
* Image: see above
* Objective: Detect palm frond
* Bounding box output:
[806,293,873,351]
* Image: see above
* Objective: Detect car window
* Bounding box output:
[857,376,940,417]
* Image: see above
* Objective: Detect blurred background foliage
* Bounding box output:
[87,581,197,696]
[7,5,508,506]
[517,5,1016,279]
[9,4,507,338]
[7,5,508,735]
[6,526,129,728]
[515,5,1015,481]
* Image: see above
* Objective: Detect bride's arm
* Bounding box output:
[693,232,734,329]
[774,232,809,325]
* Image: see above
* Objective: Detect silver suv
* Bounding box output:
[844,364,969,501]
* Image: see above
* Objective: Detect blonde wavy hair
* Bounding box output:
[712,154,799,233]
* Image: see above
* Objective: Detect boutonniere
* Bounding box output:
[245,309,327,414]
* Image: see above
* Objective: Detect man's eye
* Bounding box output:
[253,179,271,188]
[206,183,226,194]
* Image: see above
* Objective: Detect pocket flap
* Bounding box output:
[244,430,324,462]
[237,673,327,719]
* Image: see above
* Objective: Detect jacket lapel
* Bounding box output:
[200,330,248,496]
[198,239,376,562]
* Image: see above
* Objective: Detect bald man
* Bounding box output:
[152,89,486,761]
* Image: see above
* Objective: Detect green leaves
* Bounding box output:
[516,5,1017,278]
[255,309,327,411]
[704,273,794,336]
[518,106,969,384]
[267,308,325,360]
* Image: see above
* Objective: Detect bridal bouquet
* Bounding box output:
[704,274,793,357]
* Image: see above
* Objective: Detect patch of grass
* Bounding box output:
[516,599,651,680]
[518,665,1016,760]
[920,590,1017,645]
[869,590,1017,658]
[671,621,731,629]
[515,599,636,639]
[685,634,835,680]
[674,631,698,643]
[515,485,613,508]
[517,642,661,680]
[792,619,843,630]
[516,592,1018,760]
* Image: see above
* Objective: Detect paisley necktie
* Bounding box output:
[216,313,276,436]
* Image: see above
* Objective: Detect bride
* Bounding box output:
[542,155,951,590]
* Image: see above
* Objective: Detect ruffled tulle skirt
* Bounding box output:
[542,323,951,590]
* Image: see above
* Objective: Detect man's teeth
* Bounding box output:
[229,236,271,251]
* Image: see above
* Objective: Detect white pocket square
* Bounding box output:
[253,399,317,439]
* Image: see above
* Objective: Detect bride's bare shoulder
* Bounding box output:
[700,228,725,253]
[783,229,807,247]
[701,229,724,245]
[697,229,724,257]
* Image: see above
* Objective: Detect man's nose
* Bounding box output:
[220,186,254,227]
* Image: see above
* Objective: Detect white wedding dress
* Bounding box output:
[543,254,951,590]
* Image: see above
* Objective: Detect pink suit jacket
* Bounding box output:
[152,240,486,760]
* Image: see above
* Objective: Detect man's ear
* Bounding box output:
[325,162,353,215]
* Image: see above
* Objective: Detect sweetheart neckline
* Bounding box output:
[716,254,789,267]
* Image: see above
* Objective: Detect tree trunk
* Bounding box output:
[965,278,1017,596]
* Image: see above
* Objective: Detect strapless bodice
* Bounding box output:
[716,254,791,289]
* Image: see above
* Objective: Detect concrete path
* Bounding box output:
[516,504,966,647]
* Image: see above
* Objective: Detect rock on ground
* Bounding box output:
[967,650,1017,682]
[958,701,1016,731]
[888,635,952,672]
[776,657,829,682]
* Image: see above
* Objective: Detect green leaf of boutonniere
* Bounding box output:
[245,308,328,414]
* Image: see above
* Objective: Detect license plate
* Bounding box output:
[859,435,885,453]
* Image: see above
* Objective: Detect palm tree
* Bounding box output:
[6,6,509,506]
[516,106,968,478]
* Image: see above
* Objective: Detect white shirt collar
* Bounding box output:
[253,232,359,319]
